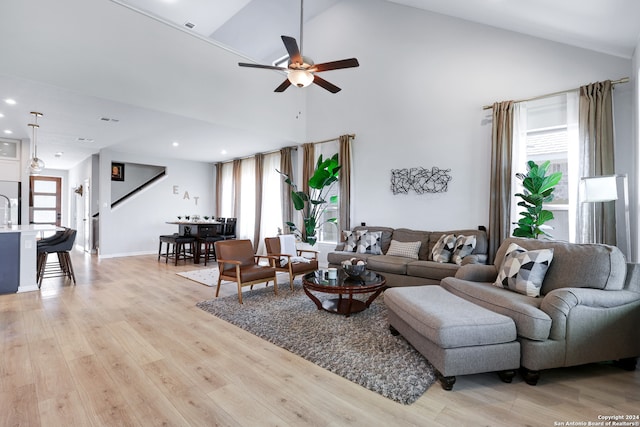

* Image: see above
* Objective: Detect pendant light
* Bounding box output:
[27,111,45,175]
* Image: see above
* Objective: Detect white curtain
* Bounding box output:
[256,152,283,254]
[238,157,256,241]
[219,162,234,218]
[510,102,527,237]
[566,90,580,243]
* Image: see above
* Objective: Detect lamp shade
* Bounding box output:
[287,70,314,87]
[581,175,618,202]
[28,157,45,175]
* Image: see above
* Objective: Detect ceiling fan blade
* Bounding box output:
[312,75,341,93]
[281,36,303,65]
[311,58,360,73]
[239,62,287,71]
[275,79,292,92]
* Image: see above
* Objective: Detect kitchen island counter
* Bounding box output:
[0,225,58,293]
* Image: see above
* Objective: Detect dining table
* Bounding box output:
[165,219,223,264]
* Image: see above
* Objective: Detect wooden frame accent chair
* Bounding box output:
[265,236,319,291]
[214,239,278,304]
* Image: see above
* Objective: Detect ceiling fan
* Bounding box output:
[238,0,359,93]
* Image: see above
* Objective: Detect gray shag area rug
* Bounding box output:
[196,281,435,404]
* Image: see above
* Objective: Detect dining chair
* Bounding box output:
[198,223,225,265]
[265,235,318,291]
[222,217,237,240]
[214,239,277,304]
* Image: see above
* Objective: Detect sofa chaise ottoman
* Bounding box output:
[386,286,520,390]
[440,237,640,384]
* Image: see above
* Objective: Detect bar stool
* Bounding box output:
[37,228,77,287]
[158,234,197,265]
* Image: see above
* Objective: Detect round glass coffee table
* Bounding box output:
[302,269,386,317]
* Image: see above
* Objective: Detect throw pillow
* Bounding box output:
[431,234,457,263]
[355,230,383,255]
[343,230,360,252]
[451,234,477,265]
[493,242,554,297]
[386,240,421,260]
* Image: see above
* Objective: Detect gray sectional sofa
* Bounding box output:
[327,225,489,287]
[387,237,640,387]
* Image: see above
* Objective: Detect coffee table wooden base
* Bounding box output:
[302,271,386,317]
[322,297,367,316]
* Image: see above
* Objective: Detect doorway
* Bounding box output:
[82,178,91,252]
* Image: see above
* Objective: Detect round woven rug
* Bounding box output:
[196,281,435,404]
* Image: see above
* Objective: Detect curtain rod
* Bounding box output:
[309,133,356,145]
[217,132,356,165]
[217,145,298,164]
[482,77,629,110]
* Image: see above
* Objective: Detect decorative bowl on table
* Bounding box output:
[342,263,366,278]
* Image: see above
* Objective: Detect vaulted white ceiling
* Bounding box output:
[0,0,638,170]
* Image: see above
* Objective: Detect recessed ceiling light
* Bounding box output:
[4,99,16,105]
[55,152,63,157]
[221,149,227,155]
[77,137,95,143]
[172,141,179,147]
[0,113,4,118]
[3,130,12,134]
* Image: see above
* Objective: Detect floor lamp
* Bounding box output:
[580,174,631,259]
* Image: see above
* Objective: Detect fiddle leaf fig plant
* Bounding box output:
[278,153,341,246]
[512,160,562,239]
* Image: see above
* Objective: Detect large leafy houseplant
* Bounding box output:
[512,160,563,239]
[279,153,341,245]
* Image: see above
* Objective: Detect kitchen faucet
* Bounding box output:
[0,194,11,226]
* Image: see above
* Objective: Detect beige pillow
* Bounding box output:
[386,240,421,260]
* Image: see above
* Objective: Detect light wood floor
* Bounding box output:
[1,251,639,427]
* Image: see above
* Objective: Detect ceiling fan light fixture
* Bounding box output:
[288,69,314,88]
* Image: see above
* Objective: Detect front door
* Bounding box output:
[29,176,62,229]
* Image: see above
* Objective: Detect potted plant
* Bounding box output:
[279,153,341,245]
[512,160,563,239]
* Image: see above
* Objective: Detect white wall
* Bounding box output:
[98,149,214,258]
[305,0,634,238]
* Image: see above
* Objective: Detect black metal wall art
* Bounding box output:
[390,167,452,194]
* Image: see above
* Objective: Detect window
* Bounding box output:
[238,158,256,240]
[314,141,340,244]
[257,152,283,254]
[217,153,284,252]
[219,162,234,218]
[512,92,579,242]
